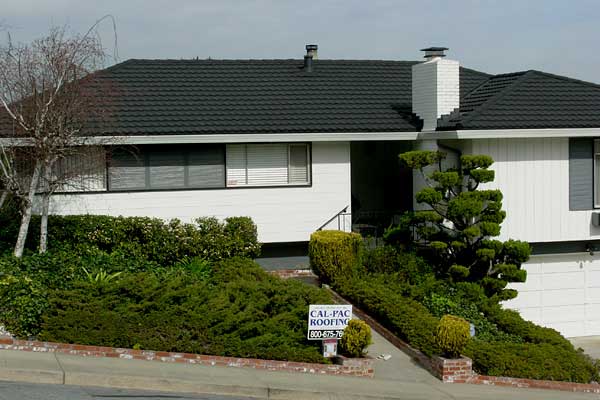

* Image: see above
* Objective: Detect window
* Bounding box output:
[14,146,107,193]
[226,143,311,187]
[108,145,225,191]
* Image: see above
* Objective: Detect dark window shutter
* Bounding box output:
[569,138,594,210]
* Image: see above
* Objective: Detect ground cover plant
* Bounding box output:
[0,210,332,363]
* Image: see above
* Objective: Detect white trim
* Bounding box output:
[424,128,600,140]
[57,132,417,145]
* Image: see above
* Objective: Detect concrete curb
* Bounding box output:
[0,363,423,400]
[0,367,64,385]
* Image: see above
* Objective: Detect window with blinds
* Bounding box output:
[108,145,225,191]
[226,143,310,187]
[15,146,107,193]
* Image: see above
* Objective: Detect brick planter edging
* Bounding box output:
[324,287,600,394]
[0,337,373,378]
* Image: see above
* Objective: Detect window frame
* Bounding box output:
[49,142,313,194]
[225,143,312,189]
[107,144,226,192]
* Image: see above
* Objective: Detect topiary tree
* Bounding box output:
[398,150,530,301]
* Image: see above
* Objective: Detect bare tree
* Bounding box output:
[0,20,116,257]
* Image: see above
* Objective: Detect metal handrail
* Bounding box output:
[317,205,349,231]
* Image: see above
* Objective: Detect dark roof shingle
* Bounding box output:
[92,59,489,135]
[439,70,600,130]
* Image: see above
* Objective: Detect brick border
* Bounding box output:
[324,287,600,394]
[0,337,373,377]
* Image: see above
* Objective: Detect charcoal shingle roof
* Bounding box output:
[439,70,600,130]
[92,59,489,135]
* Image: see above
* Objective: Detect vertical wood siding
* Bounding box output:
[469,138,600,243]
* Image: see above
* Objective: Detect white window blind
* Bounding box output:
[226,144,247,187]
[247,144,288,186]
[226,143,310,187]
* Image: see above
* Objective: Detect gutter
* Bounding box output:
[421,127,600,140]
[0,131,419,146]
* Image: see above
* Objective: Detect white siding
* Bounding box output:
[45,142,352,243]
[505,254,600,337]
[468,138,600,243]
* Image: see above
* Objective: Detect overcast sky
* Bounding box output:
[1,0,599,82]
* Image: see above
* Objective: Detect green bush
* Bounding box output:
[334,274,440,356]
[0,212,261,264]
[0,270,47,338]
[484,305,574,349]
[40,258,332,363]
[309,230,362,284]
[339,319,372,357]
[465,340,599,383]
[435,315,470,358]
[423,293,523,344]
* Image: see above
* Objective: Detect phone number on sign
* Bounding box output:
[308,330,345,339]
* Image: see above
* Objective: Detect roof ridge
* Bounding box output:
[528,69,600,90]
[457,70,534,127]
[119,58,422,63]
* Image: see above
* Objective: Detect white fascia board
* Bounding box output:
[90,132,418,144]
[423,128,600,140]
[0,132,418,146]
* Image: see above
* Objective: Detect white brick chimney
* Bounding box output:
[412,47,459,131]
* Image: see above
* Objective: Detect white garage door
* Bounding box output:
[504,253,600,338]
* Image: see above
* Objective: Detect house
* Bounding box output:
[3,45,600,338]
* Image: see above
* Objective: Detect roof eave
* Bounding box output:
[423,127,600,140]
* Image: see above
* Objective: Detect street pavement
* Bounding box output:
[0,349,598,399]
[0,381,253,400]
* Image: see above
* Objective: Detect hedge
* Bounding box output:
[465,341,599,383]
[334,274,440,356]
[309,230,362,284]
[40,258,332,363]
[0,212,261,265]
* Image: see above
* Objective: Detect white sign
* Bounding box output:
[307,304,352,340]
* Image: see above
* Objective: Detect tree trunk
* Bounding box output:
[0,191,7,210]
[14,160,42,258]
[39,165,51,254]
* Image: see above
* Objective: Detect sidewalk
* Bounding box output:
[0,349,596,400]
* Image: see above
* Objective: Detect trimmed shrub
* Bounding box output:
[465,340,599,383]
[334,274,440,356]
[340,319,372,357]
[309,230,362,284]
[0,213,261,265]
[40,258,333,363]
[435,315,470,358]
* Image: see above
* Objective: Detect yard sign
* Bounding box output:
[307,304,352,340]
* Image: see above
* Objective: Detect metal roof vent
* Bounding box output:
[306,44,318,60]
[421,47,448,60]
[304,44,318,72]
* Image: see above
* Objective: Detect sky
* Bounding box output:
[1,0,599,83]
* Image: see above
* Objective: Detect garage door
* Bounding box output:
[504,253,600,338]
